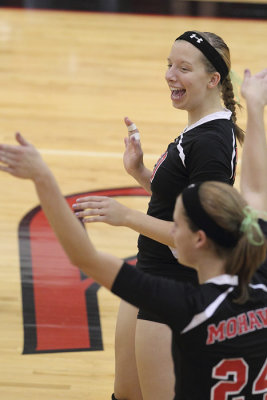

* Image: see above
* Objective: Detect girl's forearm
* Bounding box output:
[33,168,123,289]
[128,165,152,194]
[124,208,174,247]
[240,100,267,211]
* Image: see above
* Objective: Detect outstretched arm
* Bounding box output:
[0,134,188,326]
[240,69,267,212]
[0,133,123,289]
[73,195,175,247]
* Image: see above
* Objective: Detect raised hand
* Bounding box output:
[73,196,129,226]
[123,117,144,177]
[241,68,267,107]
[0,133,48,180]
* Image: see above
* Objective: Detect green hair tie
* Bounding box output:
[229,70,242,104]
[240,206,266,246]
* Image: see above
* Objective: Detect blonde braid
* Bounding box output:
[196,31,245,145]
[222,76,244,145]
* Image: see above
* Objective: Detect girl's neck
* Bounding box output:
[188,98,224,126]
[196,255,226,284]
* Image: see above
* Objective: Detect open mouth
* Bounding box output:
[170,87,186,100]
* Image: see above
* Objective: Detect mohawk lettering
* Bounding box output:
[206,307,267,345]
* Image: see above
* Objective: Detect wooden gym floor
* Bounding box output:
[0,8,266,399]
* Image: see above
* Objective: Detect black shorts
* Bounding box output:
[136,260,198,323]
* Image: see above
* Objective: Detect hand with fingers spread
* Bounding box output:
[241,68,267,107]
[0,133,49,180]
[73,193,174,246]
[73,196,129,226]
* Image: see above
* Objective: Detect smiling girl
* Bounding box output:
[71,31,244,400]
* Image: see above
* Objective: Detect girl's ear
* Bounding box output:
[195,230,208,249]
[208,72,221,88]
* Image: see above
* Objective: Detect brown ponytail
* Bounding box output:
[221,76,244,145]
[198,182,267,303]
[228,234,266,303]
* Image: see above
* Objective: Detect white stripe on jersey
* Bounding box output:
[230,128,236,179]
[181,279,267,334]
[181,287,234,334]
[206,274,238,285]
[177,133,185,167]
[183,109,232,133]
[249,283,267,292]
[176,109,232,169]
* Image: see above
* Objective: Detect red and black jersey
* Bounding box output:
[112,221,267,399]
[138,112,237,268]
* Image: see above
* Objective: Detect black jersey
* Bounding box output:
[138,112,237,267]
[112,222,267,399]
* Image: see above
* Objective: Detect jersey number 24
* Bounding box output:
[211,358,267,399]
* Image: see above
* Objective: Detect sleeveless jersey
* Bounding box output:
[138,113,237,268]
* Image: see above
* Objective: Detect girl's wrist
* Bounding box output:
[32,164,53,185]
[246,96,265,111]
